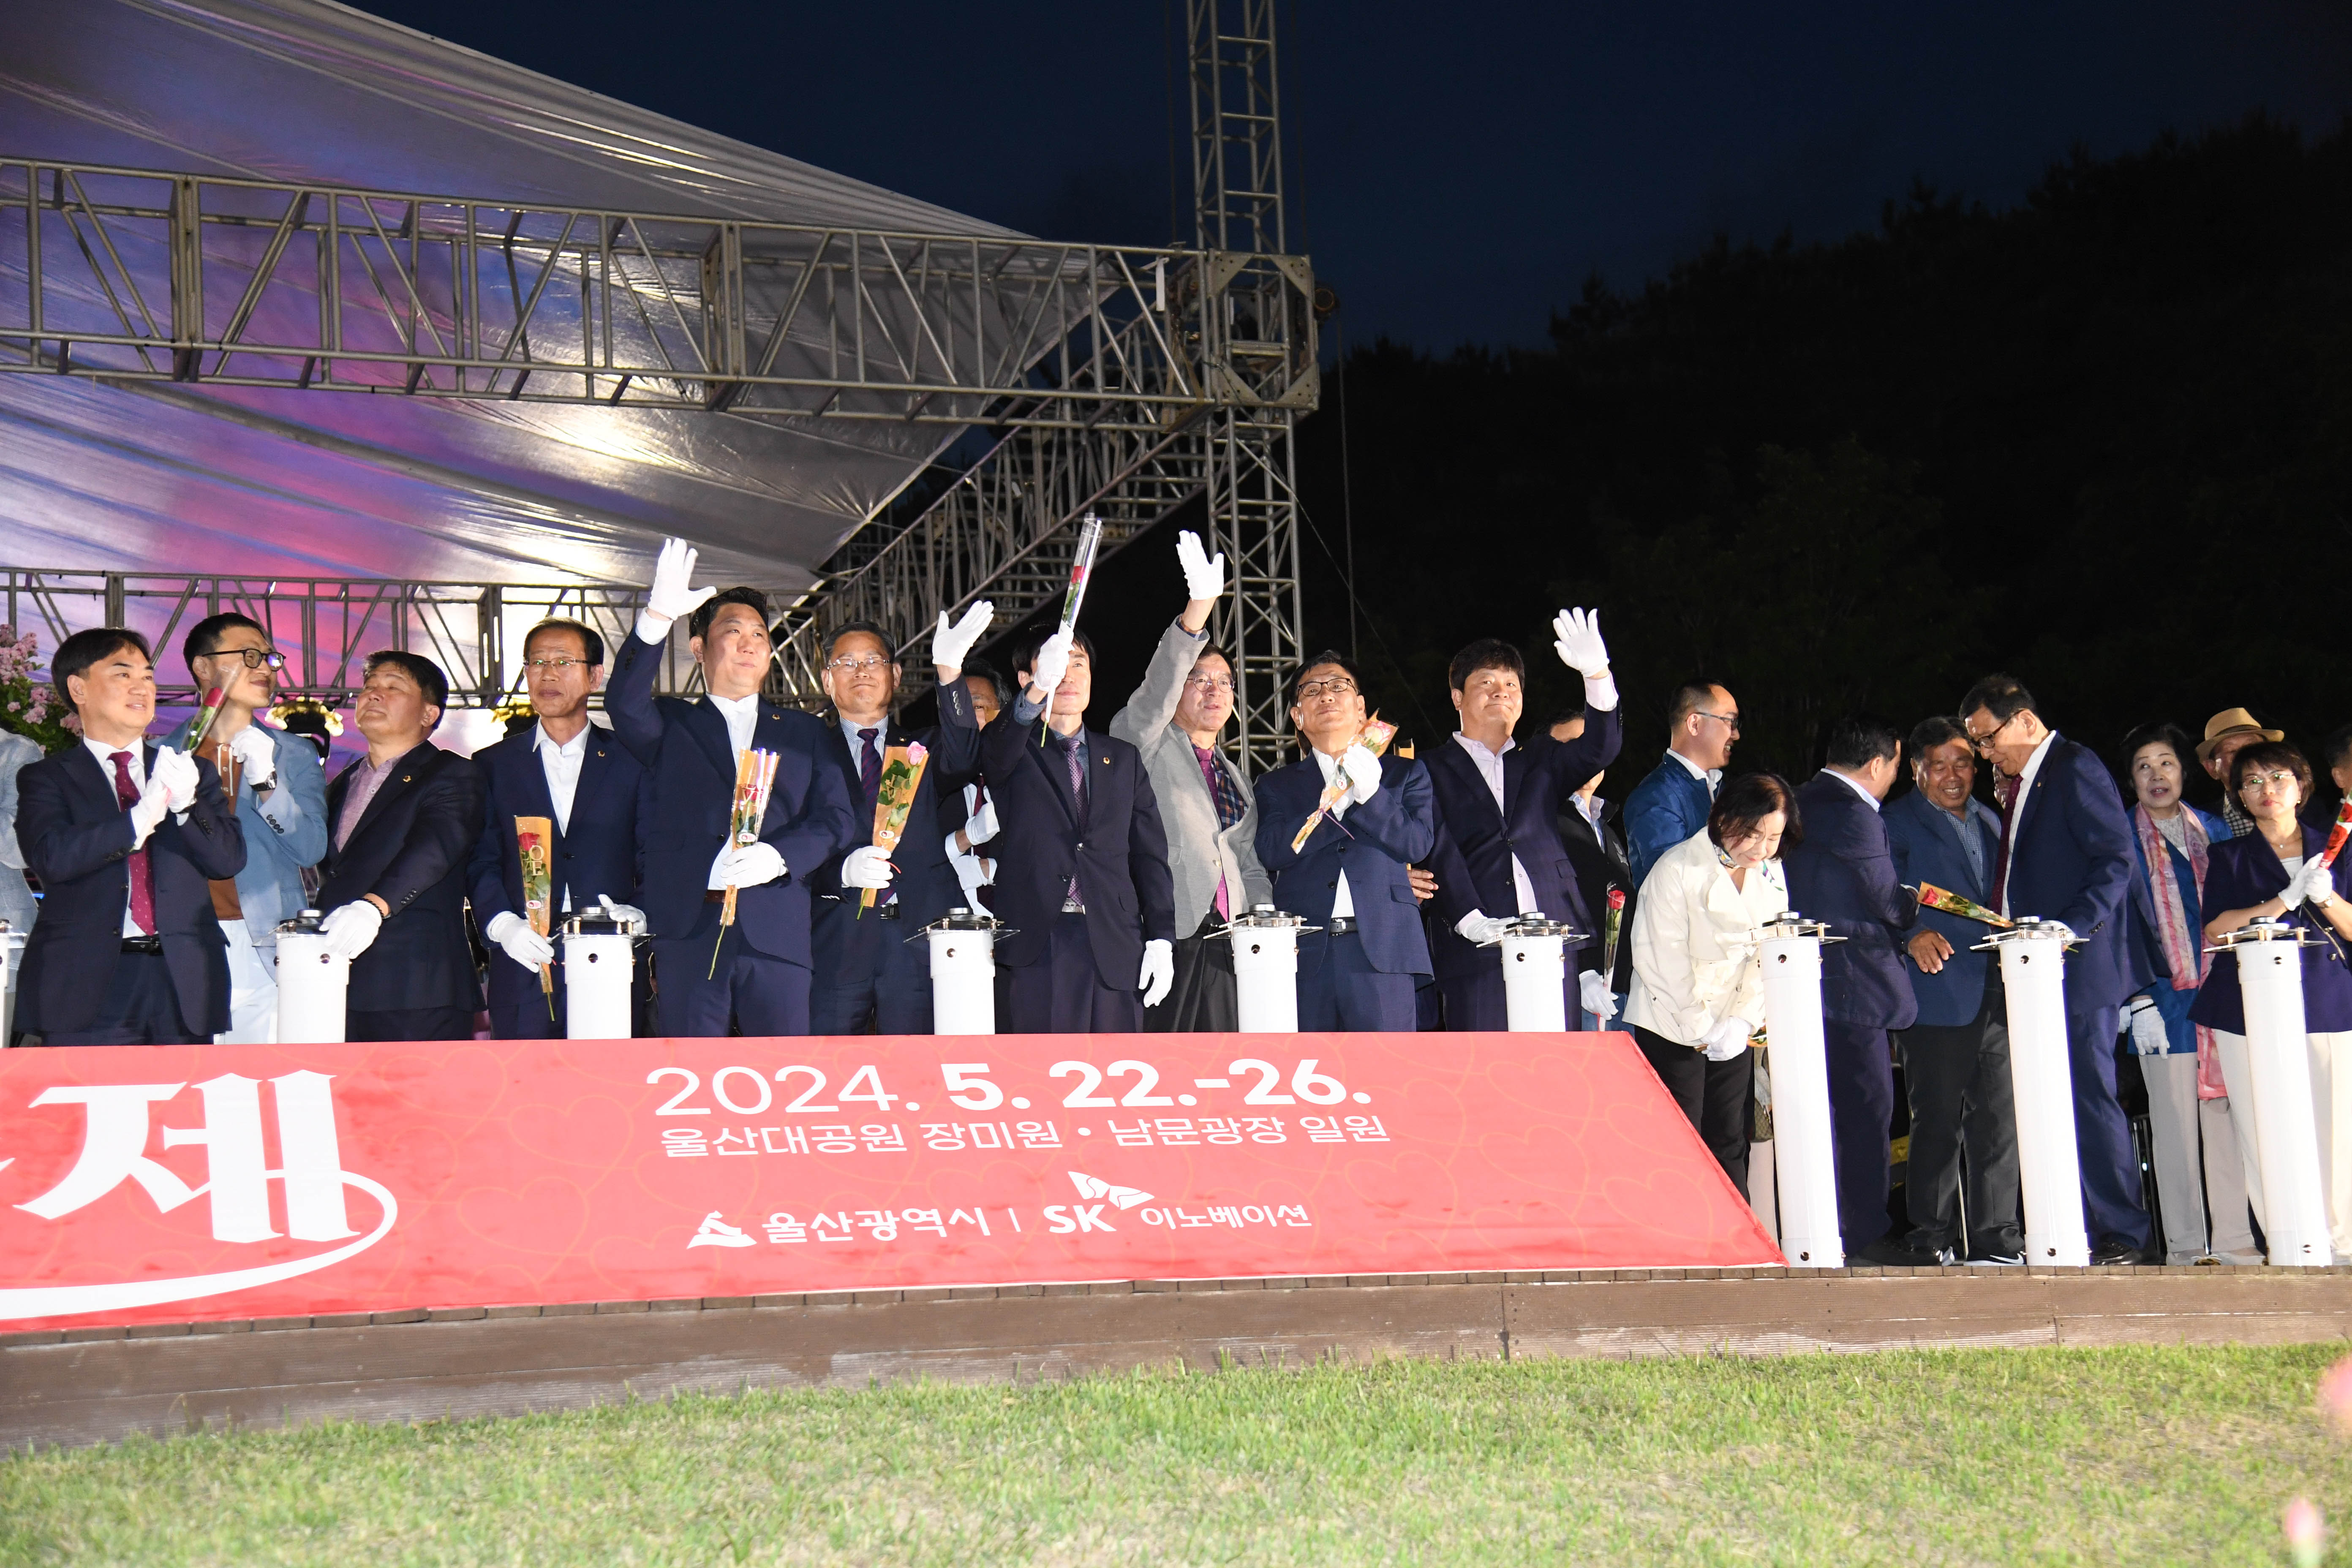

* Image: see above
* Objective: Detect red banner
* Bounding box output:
[0,1032,1781,1331]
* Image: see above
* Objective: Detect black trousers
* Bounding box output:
[1897,972,2023,1257]
[1633,1024,1753,1192]
[37,950,202,1045]
[652,929,811,1038]
[811,907,934,1036]
[349,1005,478,1043]
[1145,926,1238,1032]
[1004,913,1143,1034]
[1824,1020,1897,1249]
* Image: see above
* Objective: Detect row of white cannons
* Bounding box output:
[259,902,2333,1273]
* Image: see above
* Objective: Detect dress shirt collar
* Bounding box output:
[84,735,146,780]
[2012,730,2058,812]
[1573,791,1606,827]
[1451,731,1515,764]
[1666,747,1722,792]
[533,720,592,759]
[708,690,761,723]
[1824,767,1883,813]
[836,713,887,754]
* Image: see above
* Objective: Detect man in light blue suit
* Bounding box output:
[1885,715,2022,1264]
[1623,679,1739,891]
[166,612,329,1041]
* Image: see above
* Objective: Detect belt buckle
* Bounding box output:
[1061,899,1086,915]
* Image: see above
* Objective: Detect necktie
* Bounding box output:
[1056,730,1086,907]
[110,751,155,936]
[858,727,883,809]
[1194,743,1236,920]
[1991,773,2020,912]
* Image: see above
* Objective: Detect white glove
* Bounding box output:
[227,724,275,790]
[152,746,199,813]
[1699,1016,1753,1060]
[595,895,646,929]
[1342,743,1381,805]
[2284,858,2337,910]
[931,600,994,673]
[841,845,897,890]
[485,911,556,971]
[129,763,174,843]
[709,840,788,890]
[1580,969,1620,1023]
[2126,999,2169,1056]
[1456,912,1515,946]
[320,899,384,961]
[1176,529,1226,600]
[1551,608,1610,676]
[1139,938,1175,1008]
[1026,630,1073,702]
[639,536,716,640]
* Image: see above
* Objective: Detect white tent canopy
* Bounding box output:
[0,0,1023,591]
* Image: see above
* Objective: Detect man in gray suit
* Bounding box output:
[1110,530,1274,1030]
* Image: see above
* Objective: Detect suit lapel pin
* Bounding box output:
[401,775,412,784]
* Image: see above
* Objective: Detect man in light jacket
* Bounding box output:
[1109,531,1272,1030]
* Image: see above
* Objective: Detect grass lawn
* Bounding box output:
[4,1343,2348,1565]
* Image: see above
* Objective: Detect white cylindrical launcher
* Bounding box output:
[1755,911,1844,1268]
[0,921,19,1047]
[920,908,1011,1035]
[1978,918,2090,1266]
[1223,905,1318,1034]
[274,909,350,1044]
[1487,916,1583,1034]
[562,905,646,1041]
[2213,918,2332,1266]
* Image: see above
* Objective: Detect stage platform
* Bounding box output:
[8,1264,2352,1451]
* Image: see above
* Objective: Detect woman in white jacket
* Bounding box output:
[1626,771,1798,1190]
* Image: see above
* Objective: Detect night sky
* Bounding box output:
[357,1,2352,349]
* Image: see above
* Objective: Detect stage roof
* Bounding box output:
[0,0,1021,591]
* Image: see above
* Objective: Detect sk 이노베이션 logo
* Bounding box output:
[0,1070,396,1320]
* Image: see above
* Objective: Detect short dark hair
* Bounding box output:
[1708,771,1802,857]
[182,612,267,670]
[1192,640,1232,672]
[1668,680,1720,730]
[1447,638,1524,693]
[961,657,1012,711]
[1012,626,1096,677]
[364,650,449,713]
[1908,716,1969,759]
[2321,723,2352,774]
[54,627,152,711]
[822,620,896,665]
[2231,740,2313,802]
[523,618,604,668]
[1824,715,1902,772]
[1958,673,2038,728]
[1547,705,1587,732]
[688,587,769,642]
[2119,721,2197,781]
[1287,649,1366,704]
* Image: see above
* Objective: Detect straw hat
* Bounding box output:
[2196,707,2283,765]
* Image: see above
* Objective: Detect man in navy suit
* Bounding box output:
[1885,715,2023,1264]
[1255,651,1437,1031]
[607,539,860,1038]
[466,619,654,1039]
[14,627,245,1045]
[940,623,1176,1032]
[314,652,485,1043]
[1424,614,1622,1031]
[1624,680,1739,890]
[1784,716,1928,1264]
[1960,672,2151,1263]
[805,608,987,1034]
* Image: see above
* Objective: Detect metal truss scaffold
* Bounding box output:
[0,159,1314,433]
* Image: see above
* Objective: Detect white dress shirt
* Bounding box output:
[1451,732,1537,915]
[1997,731,2058,917]
[534,721,591,833]
[707,689,761,760]
[1668,747,1723,798]
[1311,748,1358,919]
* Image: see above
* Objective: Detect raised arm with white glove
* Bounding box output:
[1552,607,1618,711]
[931,600,995,680]
[1139,938,1175,1008]
[226,724,276,791]
[1024,630,1073,705]
[483,911,556,972]
[1698,1015,1753,1061]
[635,537,718,645]
[1176,529,1226,602]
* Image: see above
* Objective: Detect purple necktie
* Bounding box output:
[858,727,883,808]
[1057,730,1086,907]
[111,751,155,936]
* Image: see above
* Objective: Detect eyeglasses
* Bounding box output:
[1295,677,1358,700]
[1694,709,1741,735]
[1963,713,2016,754]
[525,656,589,673]
[1184,673,1235,694]
[2239,769,2300,795]
[206,647,285,671]
[825,655,891,675]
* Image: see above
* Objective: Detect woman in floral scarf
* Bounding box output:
[2118,722,2259,1264]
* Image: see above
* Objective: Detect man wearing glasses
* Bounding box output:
[607,540,858,1037]
[465,619,654,1038]
[1625,681,1741,891]
[1255,652,1437,1031]
[804,611,986,1034]
[1957,672,2151,1264]
[1108,531,1273,1031]
[165,613,328,1041]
